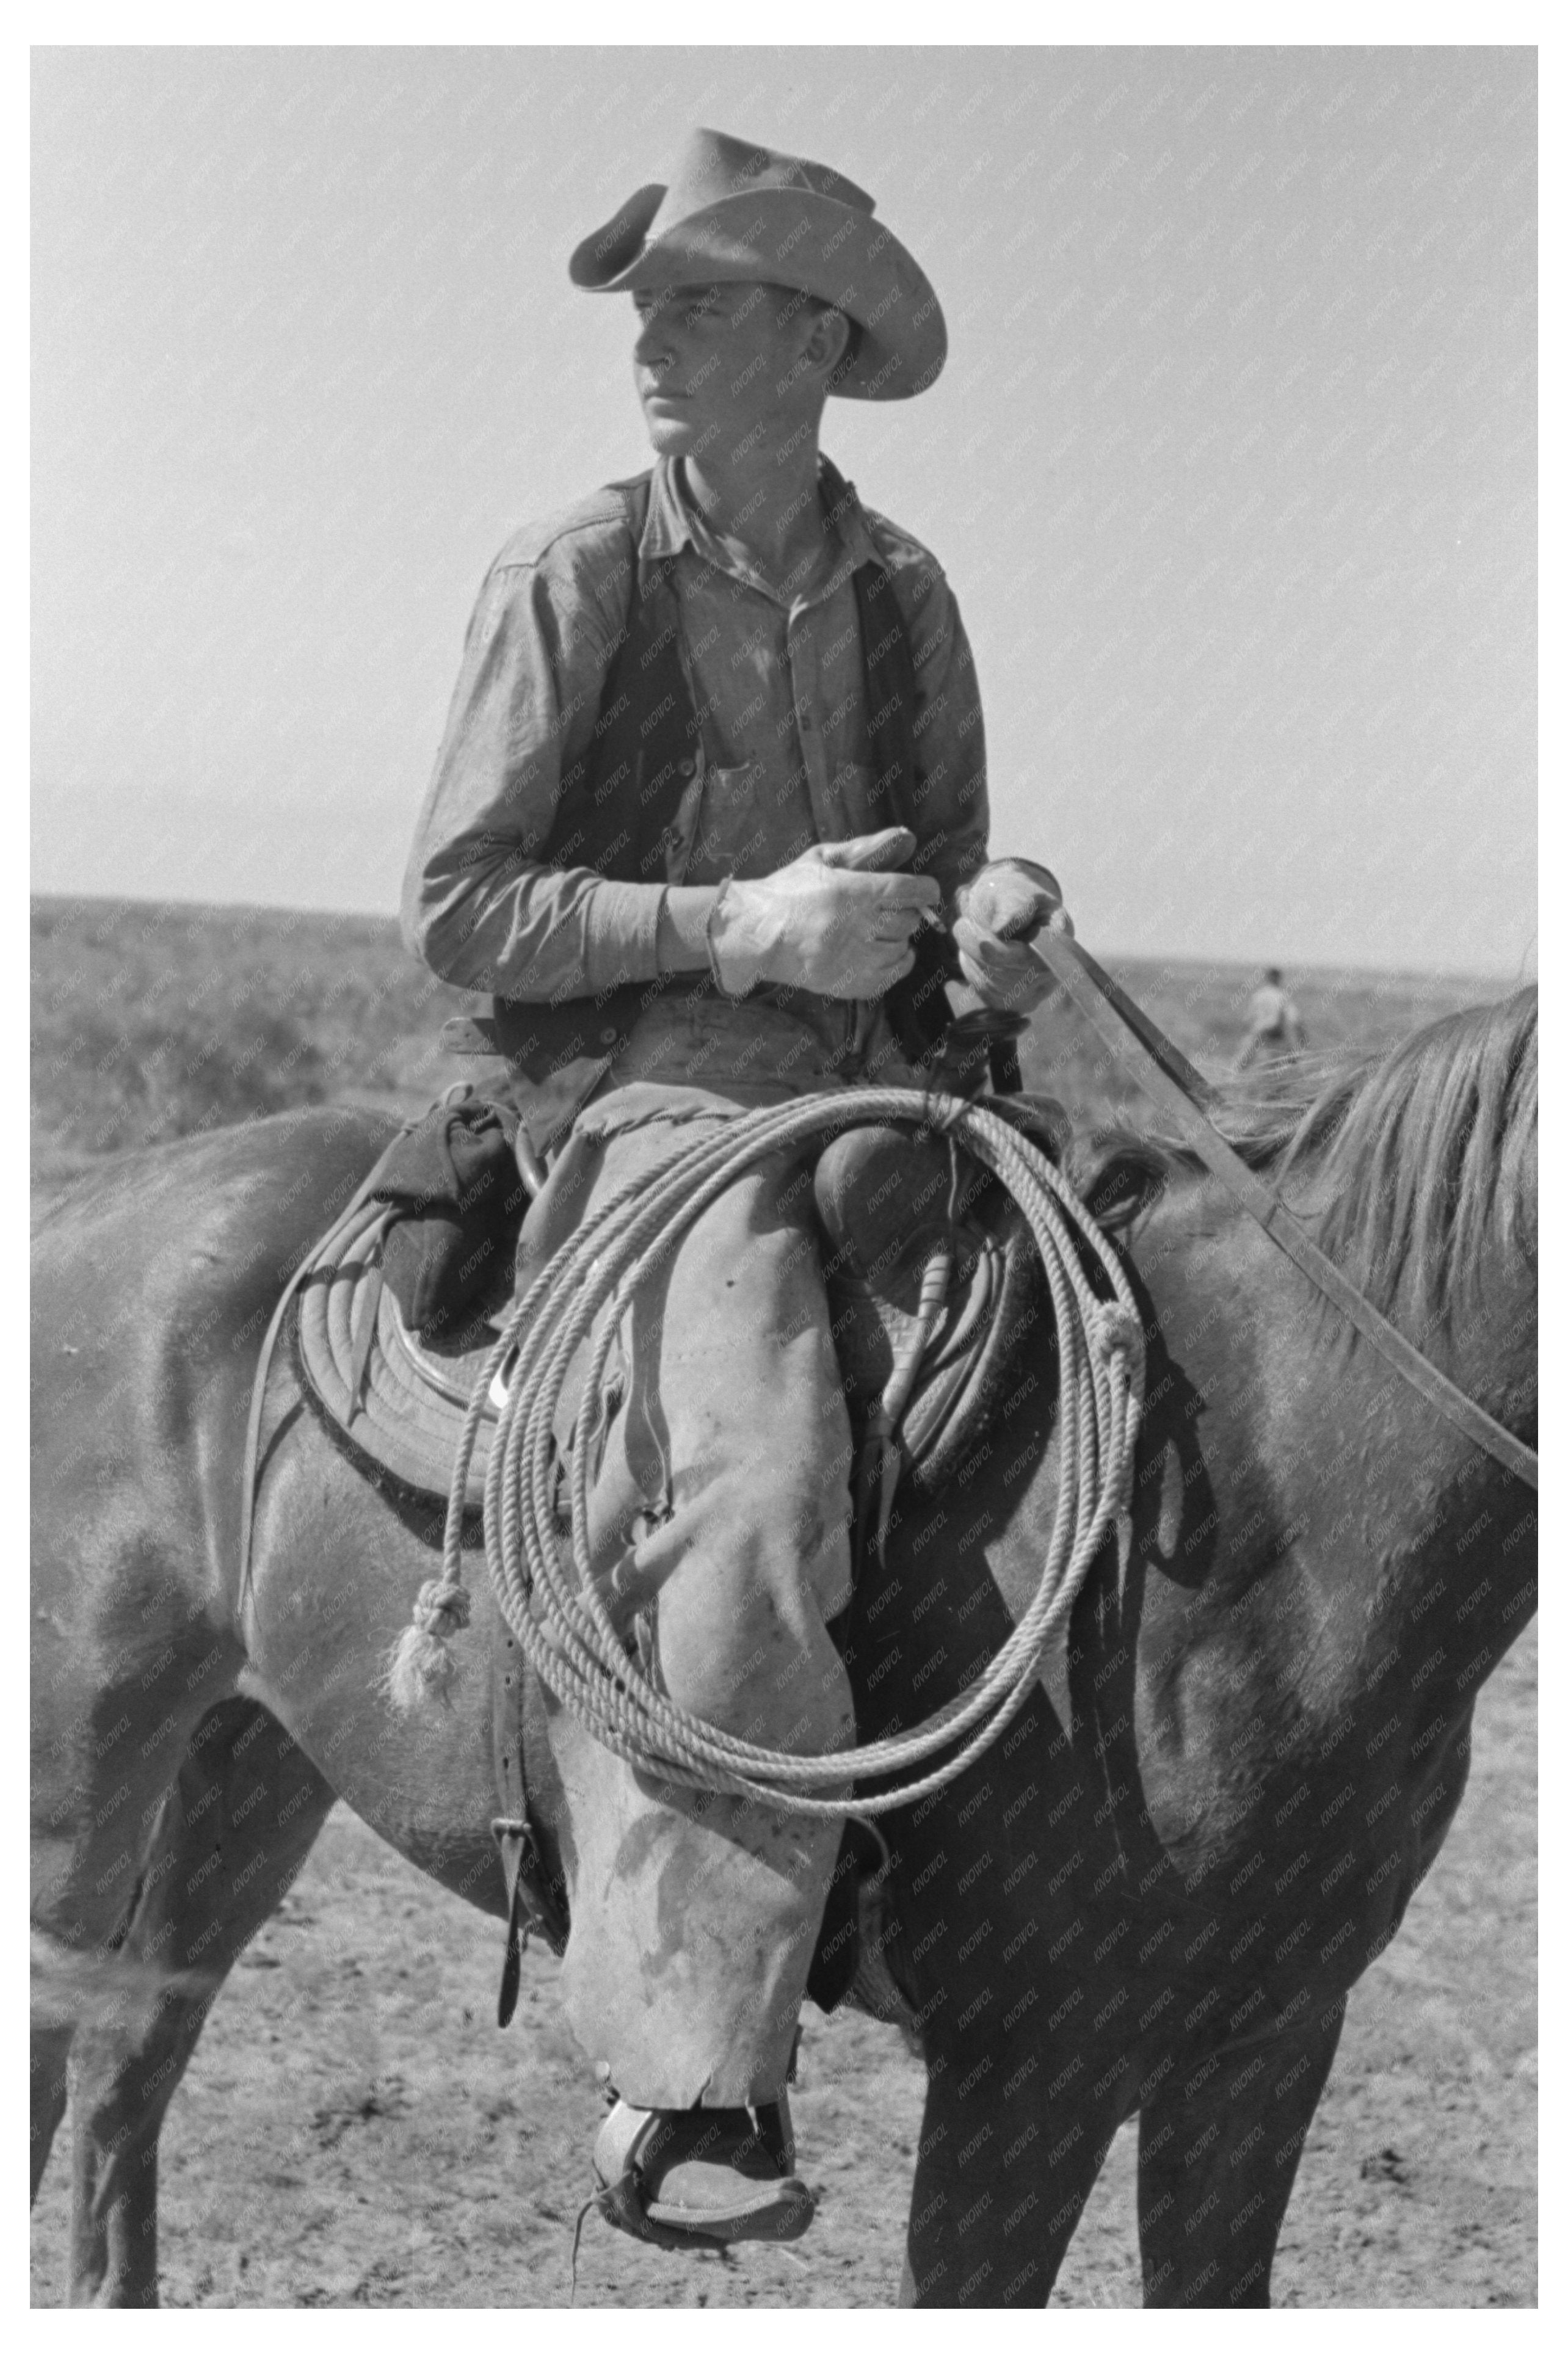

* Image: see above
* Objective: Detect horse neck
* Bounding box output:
[1371,1221,1537,1690]
[1134,1191,1537,1715]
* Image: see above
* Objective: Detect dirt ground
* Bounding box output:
[31,1619,1534,2309]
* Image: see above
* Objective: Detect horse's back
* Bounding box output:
[32,1105,397,1293]
[35,1103,393,1505]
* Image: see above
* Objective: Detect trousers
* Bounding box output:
[512,998,879,2109]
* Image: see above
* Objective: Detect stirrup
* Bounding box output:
[590,2098,815,2251]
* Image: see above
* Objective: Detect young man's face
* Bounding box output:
[631,280,835,463]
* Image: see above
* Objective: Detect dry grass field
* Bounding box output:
[30,896,1536,2306]
[32,893,1518,1185]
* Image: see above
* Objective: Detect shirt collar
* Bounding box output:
[639,455,879,597]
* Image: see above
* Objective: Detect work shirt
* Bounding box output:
[402,457,990,1039]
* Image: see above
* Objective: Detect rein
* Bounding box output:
[381,944,1533,1790]
[1026,928,1538,1492]
[390,1091,1145,1815]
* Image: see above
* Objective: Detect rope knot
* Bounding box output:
[412,1577,471,1638]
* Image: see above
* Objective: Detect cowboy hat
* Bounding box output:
[568,127,946,401]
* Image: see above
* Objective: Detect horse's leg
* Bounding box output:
[1135,2007,1345,2309]
[67,1698,333,2308]
[31,2019,75,2202]
[901,2038,1125,2308]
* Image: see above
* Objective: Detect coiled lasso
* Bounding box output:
[386,1089,1145,1819]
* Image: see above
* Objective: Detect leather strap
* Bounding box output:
[1028,928,1537,1491]
[236,1137,419,1616]
[491,1619,568,2025]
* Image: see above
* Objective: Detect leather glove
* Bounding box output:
[707,827,942,1000]
[952,858,1074,1014]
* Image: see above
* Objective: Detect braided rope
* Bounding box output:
[389,1090,1144,1818]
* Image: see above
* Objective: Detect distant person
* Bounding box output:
[1236,967,1306,1070]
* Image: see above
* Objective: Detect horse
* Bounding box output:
[30,983,1536,2307]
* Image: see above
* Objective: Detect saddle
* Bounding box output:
[276,1082,1070,2032]
[811,1097,1069,1542]
[288,1087,1069,1530]
[289,1197,503,1511]
[266,1089,526,1513]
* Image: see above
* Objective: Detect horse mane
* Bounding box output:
[1075,985,1537,1333]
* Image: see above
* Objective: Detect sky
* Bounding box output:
[31,44,1536,976]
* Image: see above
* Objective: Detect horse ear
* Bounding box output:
[1075,1141,1168,1232]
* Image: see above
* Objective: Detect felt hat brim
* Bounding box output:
[568,184,946,401]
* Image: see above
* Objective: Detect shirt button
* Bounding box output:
[678,757,697,777]
[598,1027,619,1046]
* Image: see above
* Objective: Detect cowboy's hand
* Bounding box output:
[952,859,1075,1014]
[708,827,941,1000]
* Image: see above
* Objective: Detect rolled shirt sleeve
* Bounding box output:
[400,508,665,1000]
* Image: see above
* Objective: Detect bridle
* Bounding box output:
[1025,926,1537,1492]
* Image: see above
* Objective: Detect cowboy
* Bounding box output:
[402,128,1070,2249]
[1236,967,1306,1070]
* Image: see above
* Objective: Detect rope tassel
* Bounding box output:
[383,1575,473,1711]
